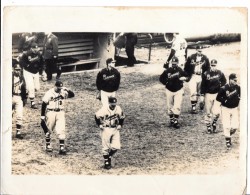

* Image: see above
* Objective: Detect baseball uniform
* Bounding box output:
[95,97,125,169]
[41,80,74,154]
[12,64,27,139]
[184,46,210,113]
[216,73,240,149]
[19,43,43,109]
[159,57,187,128]
[200,60,227,133]
[96,58,121,108]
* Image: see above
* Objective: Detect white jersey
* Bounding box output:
[42,88,69,110]
[96,105,125,127]
[171,35,187,57]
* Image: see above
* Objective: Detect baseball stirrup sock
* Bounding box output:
[59,140,65,148]
[109,149,117,157]
[16,124,21,134]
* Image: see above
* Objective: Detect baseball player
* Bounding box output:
[41,80,75,154]
[164,33,187,70]
[200,59,227,133]
[42,32,61,81]
[159,56,188,129]
[19,42,44,109]
[96,58,121,108]
[184,45,210,114]
[95,97,125,169]
[12,64,27,139]
[216,73,240,149]
[18,32,38,52]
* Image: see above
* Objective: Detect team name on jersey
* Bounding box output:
[103,74,115,80]
[207,74,220,80]
[168,72,180,79]
[226,89,238,98]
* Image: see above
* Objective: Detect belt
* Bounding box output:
[47,108,64,112]
[104,125,117,128]
[13,93,21,96]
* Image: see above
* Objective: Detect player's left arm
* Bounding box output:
[220,72,227,87]
[63,87,75,98]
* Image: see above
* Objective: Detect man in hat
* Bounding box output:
[18,32,38,52]
[200,59,227,133]
[42,32,61,81]
[216,73,240,149]
[95,97,125,169]
[41,80,75,154]
[159,56,188,129]
[12,64,27,139]
[19,42,44,109]
[96,58,121,108]
[184,45,210,114]
[163,33,187,70]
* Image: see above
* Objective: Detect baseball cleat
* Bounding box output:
[226,142,232,149]
[230,129,237,136]
[173,122,180,129]
[59,146,67,155]
[16,133,24,139]
[207,126,212,134]
[31,104,38,109]
[212,122,217,133]
[46,144,53,152]
[104,162,111,170]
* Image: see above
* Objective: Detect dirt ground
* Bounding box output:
[11,42,244,177]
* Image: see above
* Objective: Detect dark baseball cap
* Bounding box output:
[229,73,237,80]
[211,59,217,66]
[171,56,179,64]
[55,80,63,87]
[31,42,38,48]
[196,45,202,51]
[106,58,116,64]
[109,97,117,105]
[14,64,22,70]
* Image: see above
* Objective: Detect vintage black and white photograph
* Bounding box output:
[2,6,248,195]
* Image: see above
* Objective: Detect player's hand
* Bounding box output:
[179,77,187,81]
[163,62,169,69]
[117,125,122,130]
[99,125,104,130]
[41,116,46,121]
[53,56,57,59]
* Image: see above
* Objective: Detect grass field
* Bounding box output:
[11,42,244,176]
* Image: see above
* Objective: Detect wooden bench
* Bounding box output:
[12,38,101,72]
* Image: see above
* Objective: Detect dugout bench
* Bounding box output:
[12,37,101,72]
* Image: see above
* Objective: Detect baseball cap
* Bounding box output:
[171,56,179,64]
[211,59,217,66]
[108,97,117,105]
[229,73,237,80]
[31,42,38,48]
[14,64,22,70]
[106,58,116,64]
[196,45,202,51]
[55,80,63,87]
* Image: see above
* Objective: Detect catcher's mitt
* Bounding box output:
[96,91,101,101]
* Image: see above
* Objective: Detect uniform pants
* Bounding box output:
[45,58,61,80]
[100,90,116,108]
[46,111,66,140]
[204,93,221,123]
[221,106,239,138]
[101,127,121,155]
[189,74,202,102]
[125,44,136,66]
[176,55,186,70]
[165,88,184,115]
[12,95,23,126]
[23,69,40,99]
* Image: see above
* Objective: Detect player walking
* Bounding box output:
[200,59,226,133]
[95,97,125,169]
[216,73,240,149]
[19,42,44,109]
[12,64,27,139]
[164,33,187,70]
[96,58,121,108]
[159,56,188,129]
[184,45,210,114]
[41,80,75,154]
